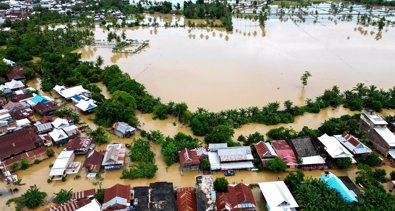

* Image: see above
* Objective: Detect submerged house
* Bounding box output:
[49,150,75,181]
[101,144,126,170]
[177,187,197,211]
[289,137,326,170]
[132,182,177,211]
[75,99,97,113]
[0,128,42,160]
[216,183,256,211]
[5,79,24,90]
[254,141,277,168]
[271,140,298,169]
[112,122,136,138]
[84,150,104,178]
[102,184,131,211]
[334,133,372,155]
[196,175,216,211]
[179,148,201,171]
[208,144,254,171]
[258,181,298,211]
[49,128,69,144]
[320,172,358,203]
[359,111,395,160]
[317,134,356,163]
[53,85,91,100]
[33,102,57,116]
[6,66,27,81]
[66,136,93,155]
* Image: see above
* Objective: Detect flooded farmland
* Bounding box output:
[77,4,395,111]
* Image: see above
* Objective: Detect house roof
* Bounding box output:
[49,128,68,142]
[216,183,256,211]
[0,128,41,160]
[75,100,97,112]
[52,118,69,129]
[258,181,298,211]
[84,150,104,172]
[112,122,135,134]
[317,134,354,159]
[3,147,47,166]
[373,127,395,147]
[289,137,321,158]
[7,66,27,81]
[217,146,254,162]
[34,102,56,115]
[149,182,177,211]
[40,116,54,123]
[102,184,131,211]
[67,136,92,151]
[29,95,52,105]
[11,93,33,102]
[35,122,53,133]
[320,172,358,203]
[334,133,372,155]
[208,143,228,151]
[54,85,90,99]
[5,79,24,90]
[179,148,200,167]
[72,189,96,200]
[133,186,150,211]
[361,111,387,126]
[196,175,216,211]
[50,198,99,211]
[254,141,277,159]
[102,144,125,166]
[50,150,74,176]
[177,187,197,211]
[3,101,24,111]
[271,140,298,166]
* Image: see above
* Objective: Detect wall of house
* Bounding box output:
[368,130,390,156]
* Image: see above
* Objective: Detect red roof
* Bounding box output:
[50,198,91,211]
[6,66,27,81]
[0,128,41,160]
[34,102,57,115]
[216,183,256,211]
[179,148,200,167]
[84,150,104,172]
[271,140,297,166]
[3,147,47,166]
[67,136,92,151]
[342,133,360,147]
[40,116,54,123]
[177,187,197,211]
[103,184,131,211]
[11,93,33,102]
[254,141,276,159]
[72,189,96,200]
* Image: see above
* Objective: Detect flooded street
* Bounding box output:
[78,16,395,111]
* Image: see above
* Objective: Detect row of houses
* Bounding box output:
[53,84,98,113]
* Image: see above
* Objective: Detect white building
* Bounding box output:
[53,85,91,100]
[208,145,254,171]
[317,134,356,163]
[49,128,69,144]
[49,150,75,180]
[258,181,299,211]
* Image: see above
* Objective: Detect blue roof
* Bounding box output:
[31,95,50,104]
[71,95,84,102]
[320,173,358,203]
[116,122,136,133]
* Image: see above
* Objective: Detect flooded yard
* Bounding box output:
[77,13,395,111]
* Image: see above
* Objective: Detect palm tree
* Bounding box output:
[300,71,312,87]
[353,83,368,96]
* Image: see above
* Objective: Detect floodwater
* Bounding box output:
[77,14,395,111]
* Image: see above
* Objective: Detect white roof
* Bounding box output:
[208,143,228,151]
[49,168,66,177]
[5,80,24,90]
[54,85,89,99]
[3,58,15,66]
[389,150,395,159]
[16,118,30,127]
[50,151,75,176]
[58,150,74,159]
[258,181,299,211]
[75,100,97,111]
[362,112,387,125]
[374,128,395,147]
[76,199,101,211]
[334,134,372,155]
[62,124,78,132]
[52,118,69,129]
[300,155,326,165]
[219,161,254,170]
[217,146,254,162]
[49,129,69,142]
[317,134,354,159]
[208,152,221,170]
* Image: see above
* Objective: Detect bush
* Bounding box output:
[20,158,29,170]
[266,157,287,172]
[200,159,210,171]
[204,125,234,144]
[359,152,382,166]
[34,159,41,164]
[10,163,19,171]
[372,169,387,183]
[336,157,352,169]
[53,189,72,204]
[214,177,229,192]
[61,176,66,182]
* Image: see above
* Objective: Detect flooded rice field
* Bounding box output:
[77,6,395,111]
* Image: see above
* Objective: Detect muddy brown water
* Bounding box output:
[77,17,395,111]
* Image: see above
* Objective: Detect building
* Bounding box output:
[27,95,53,107]
[6,66,27,81]
[5,79,24,90]
[62,125,80,138]
[334,133,372,155]
[72,189,96,200]
[289,137,326,170]
[132,186,150,211]
[35,122,53,134]
[75,100,97,113]
[196,175,216,211]
[0,128,42,160]
[3,147,48,170]
[177,187,197,211]
[49,150,75,181]
[84,150,104,178]
[131,182,176,211]
[66,137,93,155]
[112,122,136,138]
[52,118,70,129]
[216,183,256,211]
[271,140,298,168]
[208,145,254,171]
[258,181,299,211]
[320,172,358,203]
[53,85,91,100]
[49,128,69,144]
[50,198,101,211]
[254,141,277,168]
[102,144,126,170]
[33,101,57,116]
[317,134,356,163]
[179,148,201,171]
[102,184,131,211]
[359,111,395,159]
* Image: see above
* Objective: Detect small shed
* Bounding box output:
[112,122,135,138]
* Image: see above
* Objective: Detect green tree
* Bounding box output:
[204,125,234,144]
[372,169,387,183]
[359,152,381,166]
[20,158,29,170]
[390,171,395,180]
[10,163,19,171]
[18,185,47,209]
[284,170,305,192]
[336,157,352,169]
[300,71,312,87]
[200,158,210,171]
[88,127,109,145]
[96,56,104,67]
[266,157,287,172]
[214,177,229,192]
[53,189,72,204]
